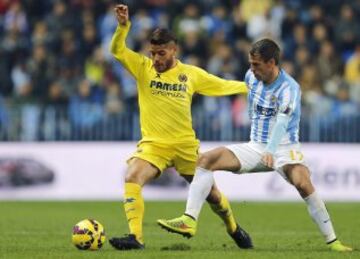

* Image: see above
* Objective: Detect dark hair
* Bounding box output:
[150,28,177,45]
[250,39,280,65]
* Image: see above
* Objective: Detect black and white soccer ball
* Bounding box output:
[72,219,106,250]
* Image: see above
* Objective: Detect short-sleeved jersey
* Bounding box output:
[110,23,248,144]
[244,69,301,144]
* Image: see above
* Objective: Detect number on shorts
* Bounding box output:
[290,150,303,161]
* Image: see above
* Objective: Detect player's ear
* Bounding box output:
[170,43,177,55]
[268,58,276,66]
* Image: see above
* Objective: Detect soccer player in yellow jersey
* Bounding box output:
[108,4,252,250]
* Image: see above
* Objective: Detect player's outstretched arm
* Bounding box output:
[109,4,147,79]
[109,4,131,57]
[192,66,248,96]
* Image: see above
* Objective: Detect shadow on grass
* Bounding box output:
[161,243,191,251]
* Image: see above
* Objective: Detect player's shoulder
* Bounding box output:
[181,62,204,73]
[245,69,253,79]
[280,70,300,91]
[245,69,256,85]
[179,62,209,79]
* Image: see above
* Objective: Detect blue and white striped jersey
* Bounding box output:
[245,69,301,144]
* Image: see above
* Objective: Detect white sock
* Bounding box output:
[304,192,336,243]
[185,167,214,220]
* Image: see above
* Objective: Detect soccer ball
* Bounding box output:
[72,219,106,250]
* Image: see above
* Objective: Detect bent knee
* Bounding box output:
[197,154,213,170]
[197,148,225,170]
[124,172,141,184]
[124,170,151,185]
[198,147,239,171]
[292,177,314,194]
[124,159,159,185]
[293,180,309,190]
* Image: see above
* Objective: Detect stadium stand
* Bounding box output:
[0,0,359,141]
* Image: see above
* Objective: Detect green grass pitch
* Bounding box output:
[0,201,358,259]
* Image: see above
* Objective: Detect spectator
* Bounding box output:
[316,40,342,84]
[46,0,75,51]
[172,3,202,39]
[3,1,28,34]
[41,81,69,140]
[80,22,99,62]
[69,79,104,140]
[200,5,230,38]
[0,48,13,96]
[27,44,56,101]
[180,30,208,60]
[85,46,106,86]
[0,0,359,141]
[344,43,360,85]
[334,4,360,58]
[31,21,53,47]
[345,43,360,103]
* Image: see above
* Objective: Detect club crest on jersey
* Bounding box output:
[178,73,188,82]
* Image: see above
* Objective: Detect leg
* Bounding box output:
[205,183,253,248]
[282,164,315,199]
[283,164,352,252]
[184,147,241,220]
[158,147,253,248]
[178,143,264,221]
[110,158,159,250]
[123,158,159,243]
[180,174,238,234]
[206,184,237,234]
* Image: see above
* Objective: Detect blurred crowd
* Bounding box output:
[0,0,360,141]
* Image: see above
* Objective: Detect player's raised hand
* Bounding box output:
[114,4,129,26]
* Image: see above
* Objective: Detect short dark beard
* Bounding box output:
[156,58,175,72]
[164,58,174,71]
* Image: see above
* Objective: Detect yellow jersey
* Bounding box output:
[110,22,248,144]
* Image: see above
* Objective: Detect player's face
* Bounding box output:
[248,54,275,83]
[150,43,177,73]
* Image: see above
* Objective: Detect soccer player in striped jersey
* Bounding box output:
[158,39,353,252]
[108,5,252,250]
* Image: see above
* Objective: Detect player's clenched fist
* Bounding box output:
[114,4,129,26]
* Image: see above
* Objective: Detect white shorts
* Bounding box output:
[226,142,306,180]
